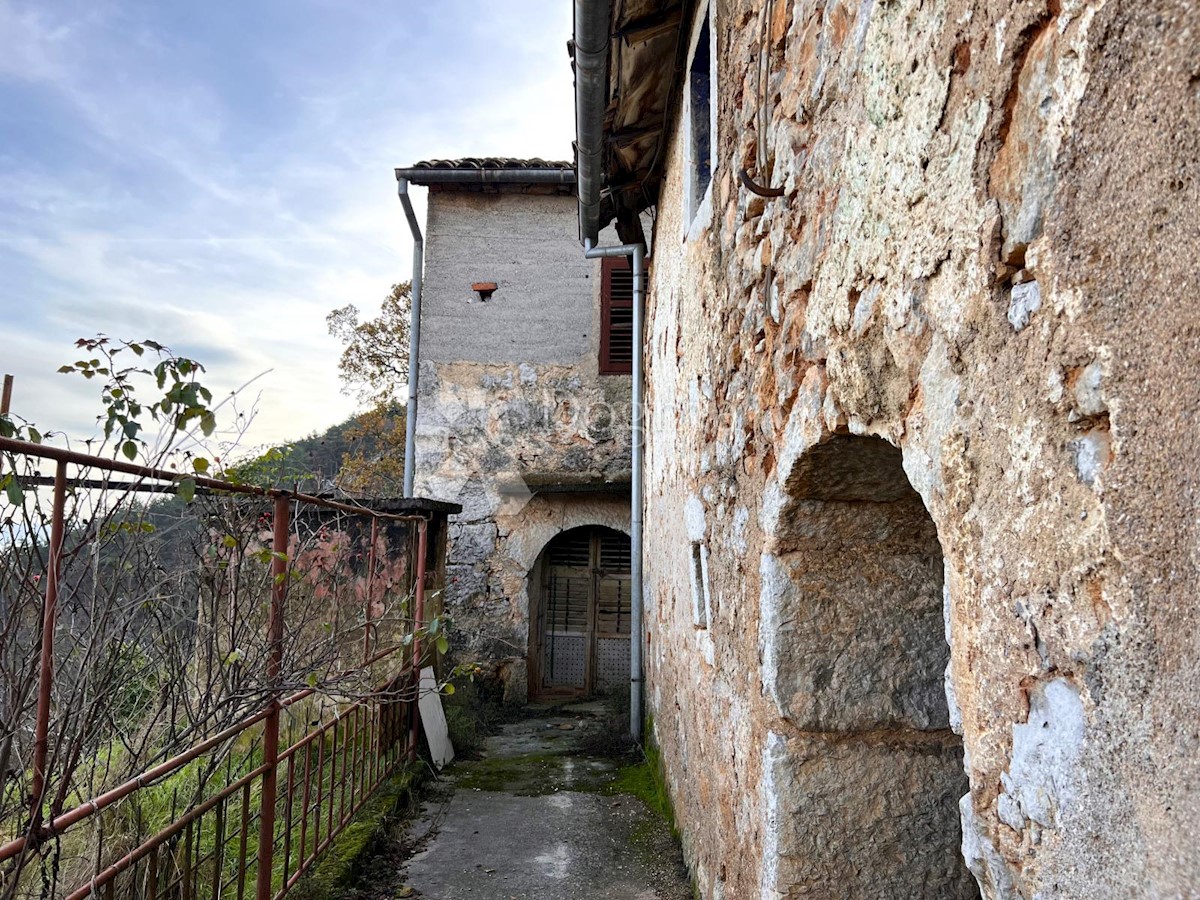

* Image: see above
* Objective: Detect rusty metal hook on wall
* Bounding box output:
[741,0,788,203]
[739,166,785,199]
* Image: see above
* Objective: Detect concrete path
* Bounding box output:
[396,706,692,900]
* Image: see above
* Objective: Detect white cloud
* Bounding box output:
[0,0,575,465]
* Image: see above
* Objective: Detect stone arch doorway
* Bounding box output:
[527,525,632,700]
[764,434,977,897]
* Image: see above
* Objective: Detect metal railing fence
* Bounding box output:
[0,435,435,900]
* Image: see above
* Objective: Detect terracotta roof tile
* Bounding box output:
[409,157,572,171]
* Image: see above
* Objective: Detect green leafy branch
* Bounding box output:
[0,405,47,505]
[58,336,217,471]
[399,613,458,694]
[0,415,44,446]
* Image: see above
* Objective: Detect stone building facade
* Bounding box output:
[570,1,1200,898]
[398,160,634,702]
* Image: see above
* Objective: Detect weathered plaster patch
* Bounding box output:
[695,630,715,667]
[1005,420,1043,506]
[731,505,750,555]
[944,581,965,736]
[1046,366,1064,404]
[903,334,961,501]
[757,553,789,716]
[998,678,1085,831]
[759,370,827,541]
[1070,429,1110,487]
[758,731,787,900]
[685,494,707,543]
[1008,281,1042,332]
[1071,359,1105,418]
[960,793,1016,899]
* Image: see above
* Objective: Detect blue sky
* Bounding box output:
[0,0,574,451]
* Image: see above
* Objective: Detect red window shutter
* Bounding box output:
[599,256,633,375]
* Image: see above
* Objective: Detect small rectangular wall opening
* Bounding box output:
[690,541,710,629]
[690,13,712,201]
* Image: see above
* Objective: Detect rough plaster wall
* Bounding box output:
[641,1,1200,897]
[421,193,598,366]
[414,194,632,679]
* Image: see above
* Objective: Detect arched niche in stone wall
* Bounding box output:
[760,433,978,898]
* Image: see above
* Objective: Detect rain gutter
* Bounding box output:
[394,168,576,187]
[573,0,612,245]
[575,1,647,743]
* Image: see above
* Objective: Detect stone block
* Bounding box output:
[454,476,500,523]
[1007,281,1041,332]
[496,656,529,706]
[446,564,488,602]
[449,523,498,567]
[765,495,949,732]
[766,731,976,899]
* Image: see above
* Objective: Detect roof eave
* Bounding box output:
[572,1,689,244]
[394,166,576,187]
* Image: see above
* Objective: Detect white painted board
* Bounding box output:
[418,666,455,769]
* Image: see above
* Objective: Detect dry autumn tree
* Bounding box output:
[326,282,411,496]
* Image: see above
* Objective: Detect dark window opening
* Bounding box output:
[600,256,633,375]
[689,12,712,210]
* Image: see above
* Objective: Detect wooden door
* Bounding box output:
[537,527,631,697]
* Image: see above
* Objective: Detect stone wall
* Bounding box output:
[639,1,1200,897]
[413,191,632,692]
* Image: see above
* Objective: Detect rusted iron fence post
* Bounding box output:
[256,495,290,900]
[408,519,428,764]
[30,459,67,822]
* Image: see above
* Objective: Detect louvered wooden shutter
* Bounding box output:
[545,530,592,633]
[596,531,631,636]
[599,256,633,375]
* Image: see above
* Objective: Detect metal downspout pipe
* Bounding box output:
[397,177,423,499]
[585,238,645,742]
[573,0,612,245]
[576,1,644,742]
